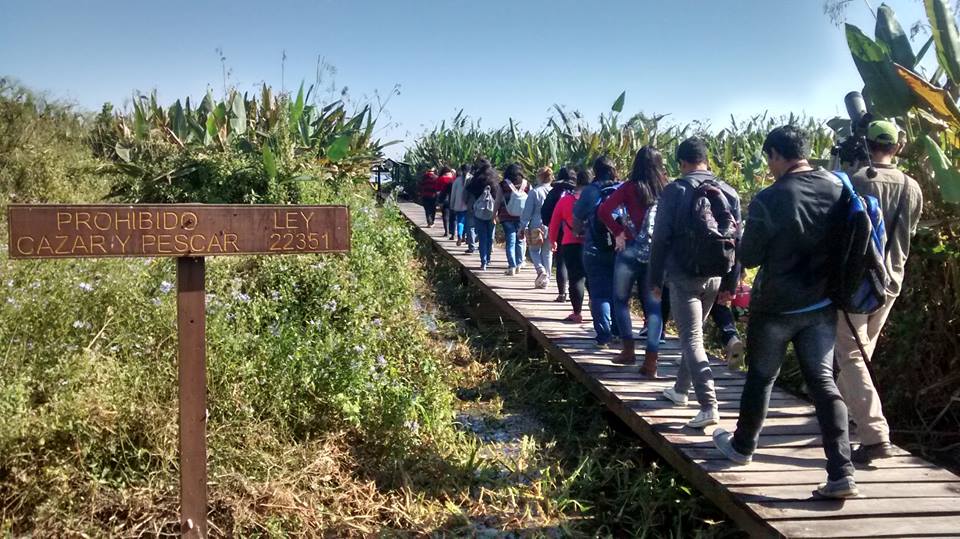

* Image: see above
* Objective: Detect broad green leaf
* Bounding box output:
[170,99,189,143]
[198,91,214,117]
[894,63,960,125]
[612,91,626,113]
[262,144,277,180]
[845,24,914,117]
[133,97,148,140]
[289,82,305,129]
[876,4,916,69]
[204,112,216,146]
[327,134,352,162]
[923,134,960,202]
[229,92,246,135]
[924,0,960,85]
[213,102,227,125]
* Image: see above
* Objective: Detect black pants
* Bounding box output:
[732,308,854,481]
[555,244,569,295]
[422,197,437,225]
[562,243,586,314]
[443,205,456,236]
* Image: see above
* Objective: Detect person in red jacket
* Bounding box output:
[419,167,440,227]
[550,170,592,323]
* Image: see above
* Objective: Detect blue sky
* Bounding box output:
[0,0,932,158]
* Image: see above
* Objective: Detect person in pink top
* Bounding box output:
[550,169,592,323]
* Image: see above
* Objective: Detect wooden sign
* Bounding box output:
[7,203,350,538]
[7,204,350,259]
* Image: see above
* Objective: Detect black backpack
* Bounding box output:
[590,183,620,252]
[675,178,738,277]
[541,182,573,225]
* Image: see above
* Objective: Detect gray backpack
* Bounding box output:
[473,185,496,220]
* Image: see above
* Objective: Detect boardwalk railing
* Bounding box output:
[398,201,960,538]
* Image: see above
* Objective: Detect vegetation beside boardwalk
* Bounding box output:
[0,78,740,536]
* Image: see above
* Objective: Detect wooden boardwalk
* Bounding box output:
[398,202,960,538]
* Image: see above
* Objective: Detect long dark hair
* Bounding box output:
[629,146,668,206]
[575,169,593,187]
[503,162,525,185]
[592,155,618,183]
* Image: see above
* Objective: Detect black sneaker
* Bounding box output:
[851,442,895,465]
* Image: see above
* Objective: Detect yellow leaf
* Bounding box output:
[894,63,960,125]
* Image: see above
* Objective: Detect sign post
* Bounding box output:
[7,204,351,537]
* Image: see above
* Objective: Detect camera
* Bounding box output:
[830,91,875,173]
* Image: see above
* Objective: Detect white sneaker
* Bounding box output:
[726,336,745,371]
[661,387,689,406]
[535,272,549,288]
[686,407,719,429]
[504,267,516,275]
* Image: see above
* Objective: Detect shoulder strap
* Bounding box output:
[883,171,909,257]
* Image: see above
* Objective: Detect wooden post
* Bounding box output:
[177,257,207,538]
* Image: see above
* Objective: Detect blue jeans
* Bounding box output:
[732,307,854,481]
[527,226,552,274]
[475,218,495,266]
[464,212,477,250]
[613,247,663,353]
[583,248,615,344]
[501,220,526,269]
[711,302,739,346]
[455,211,467,239]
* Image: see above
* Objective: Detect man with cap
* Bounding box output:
[835,120,924,464]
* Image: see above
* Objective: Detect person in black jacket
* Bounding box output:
[541,166,576,301]
[712,125,858,499]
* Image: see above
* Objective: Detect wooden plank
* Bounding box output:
[772,515,960,538]
[684,446,910,461]
[710,467,960,486]
[750,497,960,520]
[732,482,960,502]
[697,456,935,472]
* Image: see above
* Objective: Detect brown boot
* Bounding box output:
[640,350,659,378]
[611,339,636,365]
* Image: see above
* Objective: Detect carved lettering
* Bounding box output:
[115,235,130,253]
[93,212,111,231]
[174,234,189,253]
[36,236,53,256]
[16,236,33,255]
[90,235,107,254]
[190,234,204,253]
[55,235,70,255]
[7,205,348,258]
[224,233,239,253]
[57,212,71,231]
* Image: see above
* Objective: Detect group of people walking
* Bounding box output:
[418,121,922,499]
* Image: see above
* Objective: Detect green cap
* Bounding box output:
[866,120,899,144]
